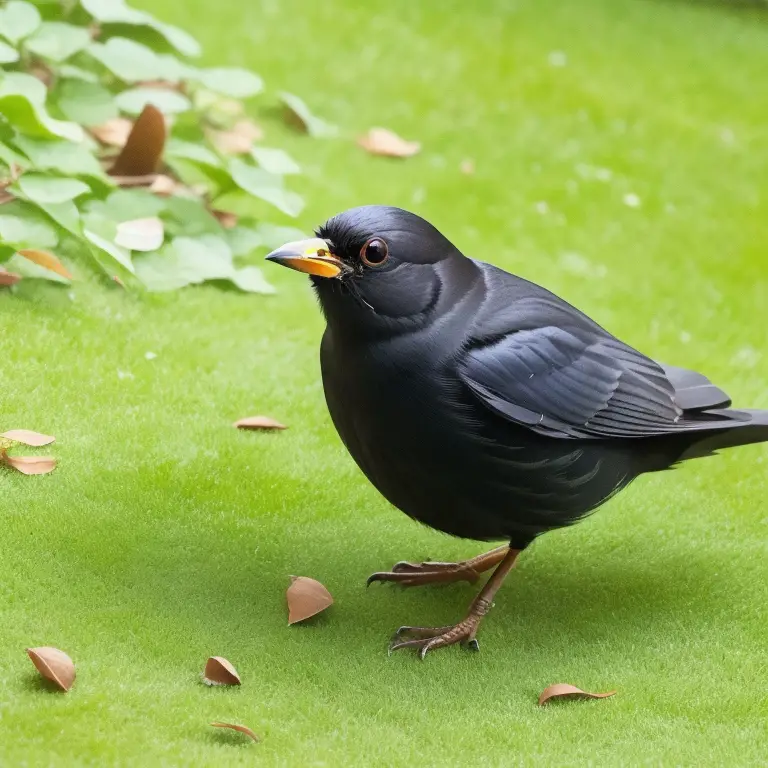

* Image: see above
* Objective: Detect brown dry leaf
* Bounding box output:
[0,189,14,205]
[16,249,72,280]
[91,117,134,148]
[212,210,238,229]
[203,656,241,686]
[286,576,333,624]
[0,267,21,286]
[2,454,57,475]
[1,430,55,447]
[115,217,164,252]
[207,119,264,155]
[210,722,259,742]
[26,647,75,691]
[357,128,421,158]
[109,105,166,177]
[538,683,617,706]
[233,416,287,431]
[149,174,179,196]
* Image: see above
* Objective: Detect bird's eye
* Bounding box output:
[360,238,389,267]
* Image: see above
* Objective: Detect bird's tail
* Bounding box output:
[680,409,768,460]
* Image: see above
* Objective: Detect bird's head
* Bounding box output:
[265,205,474,336]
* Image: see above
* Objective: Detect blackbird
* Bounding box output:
[266,205,768,657]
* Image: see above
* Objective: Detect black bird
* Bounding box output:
[266,205,768,657]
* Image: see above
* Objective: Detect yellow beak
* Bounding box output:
[265,238,345,279]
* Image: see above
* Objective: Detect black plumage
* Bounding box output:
[266,205,768,656]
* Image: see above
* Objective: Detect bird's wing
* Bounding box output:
[457,288,731,439]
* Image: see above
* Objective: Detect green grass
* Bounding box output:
[2,0,768,764]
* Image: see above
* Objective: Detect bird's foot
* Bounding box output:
[388,614,484,658]
[367,559,481,587]
[367,544,509,587]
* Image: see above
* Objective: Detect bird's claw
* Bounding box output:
[387,618,482,658]
[367,560,481,587]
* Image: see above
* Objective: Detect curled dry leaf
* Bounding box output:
[0,267,21,286]
[538,683,616,706]
[109,105,166,177]
[1,430,55,447]
[203,656,241,686]
[115,217,164,252]
[210,722,259,742]
[26,647,75,691]
[357,128,421,158]
[91,117,134,148]
[234,416,287,431]
[286,576,333,624]
[207,119,263,155]
[2,454,57,475]
[17,249,72,280]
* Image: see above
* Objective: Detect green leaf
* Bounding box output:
[58,64,99,83]
[253,223,308,250]
[80,0,201,57]
[225,225,263,257]
[159,196,220,238]
[279,91,337,138]
[0,40,20,64]
[33,199,82,236]
[230,265,275,294]
[87,38,193,83]
[165,138,233,191]
[250,146,300,176]
[115,87,191,115]
[0,73,84,142]
[83,227,134,273]
[228,159,304,217]
[195,68,263,99]
[0,1,41,45]
[23,21,90,61]
[13,136,106,178]
[86,188,166,222]
[135,234,231,291]
[18,174,91,204]
[0,200,58,248]
[56,79,118,126]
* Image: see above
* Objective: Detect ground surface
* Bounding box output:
[2,0,768,765]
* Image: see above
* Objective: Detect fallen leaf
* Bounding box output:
[0,267,21,286]
[2,454,57,475]
[90,117,133,147]
[109,105,166,177]
[148,174,180,196]
[16,249,72,280]
[212,210,238,229]
[203,656,241,686]
[207,119,263,155]
[26,647,75,691]
[1,430,55,447]
[460,158,475,175]
[357,128,421,158]
[210,722,259,742]
[286,576,333,624]
[538,683,616,706]
[233,416,287,431]
[115,217,164,251]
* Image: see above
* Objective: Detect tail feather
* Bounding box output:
[680,409,768,460]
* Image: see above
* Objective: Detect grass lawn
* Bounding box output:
[2,0,768,764]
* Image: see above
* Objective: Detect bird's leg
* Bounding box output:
[389,548,521,658]
[367,544,509,587]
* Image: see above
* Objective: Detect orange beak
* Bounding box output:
[265,238,344,279]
